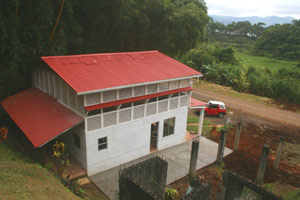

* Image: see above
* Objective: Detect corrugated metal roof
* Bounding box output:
[0,88,83,148]
[41,51,201,94]
[189,98,207,109]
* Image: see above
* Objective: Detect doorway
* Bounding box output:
[150,122,159,152]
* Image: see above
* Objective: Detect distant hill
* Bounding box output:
[210,15,295,26]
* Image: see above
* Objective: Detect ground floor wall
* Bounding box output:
[62,123,87,170]
[86,106,188,176]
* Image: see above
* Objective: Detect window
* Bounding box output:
[171,93,179,97]
[163,117,175,137]
[120,102,132,109]
[158,95,168,100]
[210,104,218,109]
[133,100,145,106]
[87,109,101,116]
[73,134,80,149]
[103,106,117,113]
[98,137,108,151]
[148,97,157,103]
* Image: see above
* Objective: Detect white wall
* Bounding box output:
[86,106,188,176]
[62,123,87,170]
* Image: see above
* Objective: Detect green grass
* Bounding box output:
[186,125,213,136]
[264,182,300,200]
[186,125,198,133]
[235,51,298,71]
[187,116,213,125]
[0,139,81,200]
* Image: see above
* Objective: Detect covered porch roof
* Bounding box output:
[0,88,83,148]
[189,98,207,109]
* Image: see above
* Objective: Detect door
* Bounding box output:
[208,104,219,115]
[150,122,159,152]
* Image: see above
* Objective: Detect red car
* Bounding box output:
[199,101,227,118]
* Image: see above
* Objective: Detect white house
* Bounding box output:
[1,50,204,176]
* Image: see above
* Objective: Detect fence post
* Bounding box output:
[256,144,270,184]
[216,129,227,165]
[189,139,200,177]
[234,122,242,150]
[274,136,285,169]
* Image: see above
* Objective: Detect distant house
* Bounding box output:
[1,50,205,175]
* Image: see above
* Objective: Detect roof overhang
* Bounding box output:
[189,98,207,109]
[77,75,202,95]
[85,86,193,111]
[0,88,84,148]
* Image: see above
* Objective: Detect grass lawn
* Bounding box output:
[0,138,81,200]
[235,51,298,71]
[187,116,213,125]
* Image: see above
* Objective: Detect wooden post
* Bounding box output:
[274,137,285,169]
[234,122,242,150]
[256,144,270,184]
[216,129,227,165]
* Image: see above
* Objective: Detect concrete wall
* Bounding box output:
[62,123,87,170]
[86,106,188,176]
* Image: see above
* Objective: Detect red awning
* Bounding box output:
[189,98,207,109]
[85,86,193,111]
[0,88,83,148]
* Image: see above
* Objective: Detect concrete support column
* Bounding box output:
[216,129,227,165]
[189,140,200,177]
[274,136,285,169]
[234,122,243,150]
[256,144,270,184]
[198,108,204,136]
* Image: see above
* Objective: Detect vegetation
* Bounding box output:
[254,20,300,60]
[187,116,213,125]
[264,182,300,200]
[235,51,298,71]
[207,19,265,44]
[165,188,179,200]
[0,0,209,120]
[0,138,80,200]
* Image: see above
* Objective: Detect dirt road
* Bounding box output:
[192,88,300,129]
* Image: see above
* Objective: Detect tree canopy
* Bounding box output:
[0,0,209,103]
[254,20,300,60]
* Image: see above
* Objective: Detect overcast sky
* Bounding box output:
[205,0,300,19]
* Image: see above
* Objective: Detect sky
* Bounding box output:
[205,0,300,19]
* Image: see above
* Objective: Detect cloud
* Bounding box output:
[206,0,300,19]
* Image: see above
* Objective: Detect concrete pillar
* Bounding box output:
[216,129,227,165]
[234,122,243,150]
[274,137,285,169]
[189,140,200,177]
[198,108,205,136]
[256,144,270,184]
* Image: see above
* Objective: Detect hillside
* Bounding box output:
[210,15,295,26]
[0,139,80,200]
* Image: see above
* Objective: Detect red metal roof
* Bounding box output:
[41,51,201,94]
[0,88,83,148]
[85,87,193,111]
[189,98,207,109]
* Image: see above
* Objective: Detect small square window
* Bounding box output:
[98,137,108,151]
[73,134,80,149]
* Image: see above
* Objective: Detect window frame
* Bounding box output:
[98,137,108,151]
[163,117,175,137]
[73,134,81,149]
